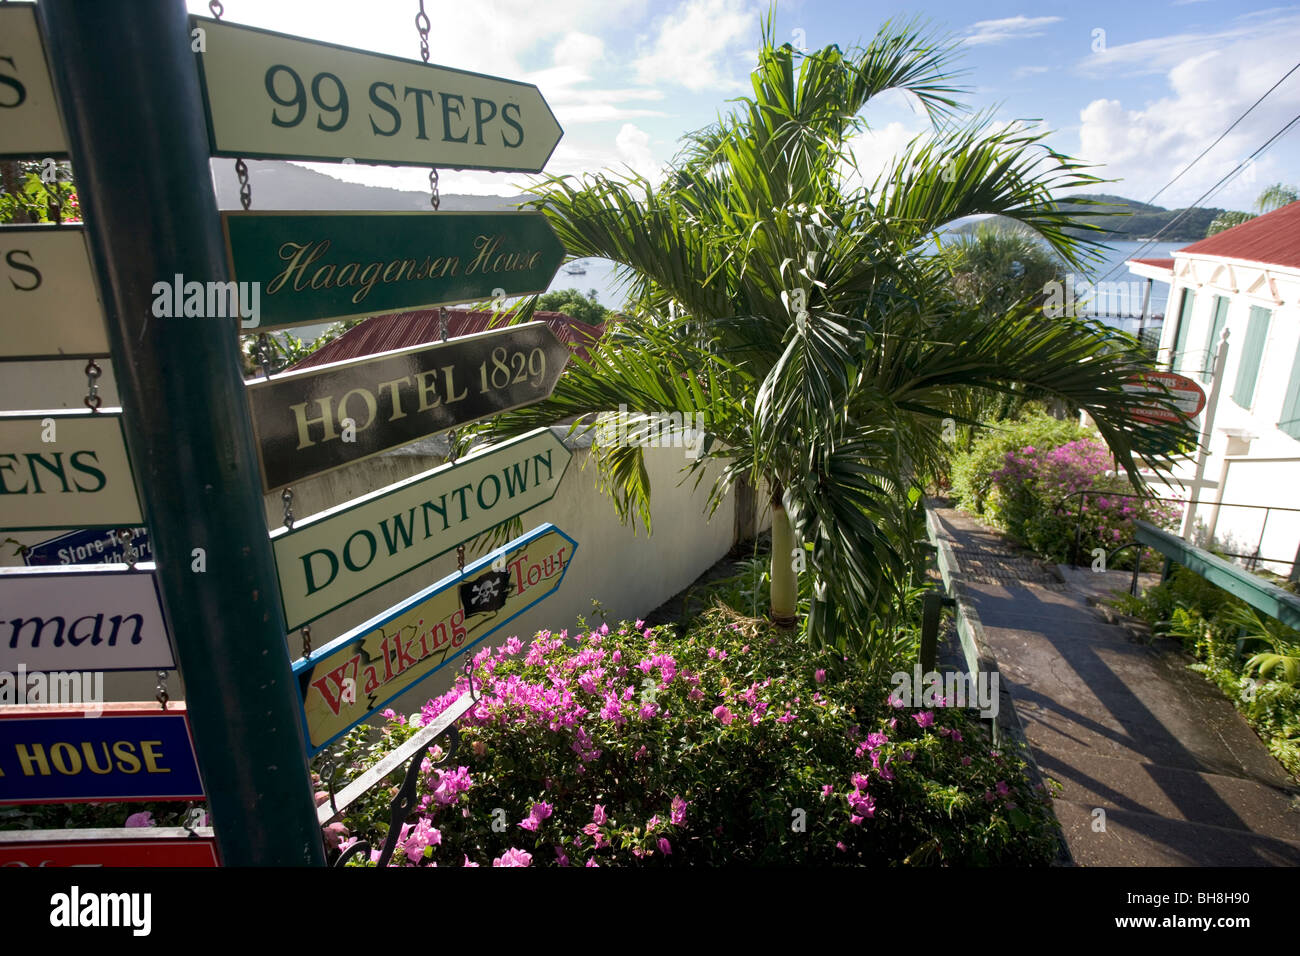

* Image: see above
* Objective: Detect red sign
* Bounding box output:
[1123,371,1207,424]
[0,828,219,867]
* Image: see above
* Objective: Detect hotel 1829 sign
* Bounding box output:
[246,322,570,491]
[223,211,565,331]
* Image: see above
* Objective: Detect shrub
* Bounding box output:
[988,438,1180,566]
[1109,566,1300,778]
[949,407,1090,514]
[322,609,1060,866]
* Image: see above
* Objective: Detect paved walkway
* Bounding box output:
[929,502,1300,866]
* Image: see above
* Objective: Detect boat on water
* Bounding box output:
[565,263,587,276]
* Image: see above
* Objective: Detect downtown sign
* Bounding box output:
[270,427,570,630]
[294,523,575,753]
[246,322,571,491]
[192,17,561,172]
[222,210,565,331]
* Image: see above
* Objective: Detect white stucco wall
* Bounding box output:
[1146,253,1300,573]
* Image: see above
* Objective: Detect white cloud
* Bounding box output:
[1078,9,1300,77]
[964,16,1063,46]
[615,123,659,179]
[632,0,759,92]
[1077,24,1300,208]
[1014,65,1051,78]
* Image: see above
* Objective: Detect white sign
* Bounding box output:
[0,411,143,531]
[0,3,68,157]
[192,17,561,172]
[0,564,174,672]
[0,226,110,359]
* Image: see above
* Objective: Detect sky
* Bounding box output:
[187,0,1300,210]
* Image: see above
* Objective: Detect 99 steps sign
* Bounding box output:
[191,16,562,172]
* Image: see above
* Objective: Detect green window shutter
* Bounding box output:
[1231,306,1271,408]
[1279,337,1300,440]
[1172,288,1195,372]
[1202,296,1229,381]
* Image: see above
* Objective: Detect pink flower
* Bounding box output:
[463,855,479,867]
[519,801,553,831]
[322,821,349,851]
[493,848,532,867]
[961,756,972,766]
[556,847,570,867]
[713,705,735,725]
[586,858,599,867]
[822,785,834,797]
[996,780,1011,797]
[913,710,934,728]
[658,837,672,855]
[670,795,689,826]
[125,812,155,828]
[814,669,826,684]
[593,804,608,825]
[504,637,523,655]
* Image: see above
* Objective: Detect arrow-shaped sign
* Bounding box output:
[293,523,576,753]
[191,16,562,172]
[246,321,571,491]
[222,210,566,332]
[270,427,570,630]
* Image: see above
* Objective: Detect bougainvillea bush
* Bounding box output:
[987,438,1179,567]
[321,609,1060,866]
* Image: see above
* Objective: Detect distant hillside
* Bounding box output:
[947,195,1224,242]
[1059,194,1225,241]
[211,159,525,211]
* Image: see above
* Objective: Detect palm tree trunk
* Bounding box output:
[769,481,797,629]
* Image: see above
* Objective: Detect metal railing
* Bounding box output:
[1053,490,1300,577]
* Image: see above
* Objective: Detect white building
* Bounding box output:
[1128,201,1300,576]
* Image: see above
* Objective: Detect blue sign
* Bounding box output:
[24,527,152,567]
[0,707,205,804]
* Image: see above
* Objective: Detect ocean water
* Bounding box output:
[551,238,1183,326]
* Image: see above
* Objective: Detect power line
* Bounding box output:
[1144,59,1300,210]
[1097,109,1300,284]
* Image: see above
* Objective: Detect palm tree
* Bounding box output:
[483,19,1188,674]
[1205,182,1298,236]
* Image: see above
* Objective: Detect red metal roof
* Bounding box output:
[1128,257,1175,271]
[288,309,606,370]
[1174,200,1300,269]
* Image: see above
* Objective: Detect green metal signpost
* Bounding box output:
[38,0,324,865]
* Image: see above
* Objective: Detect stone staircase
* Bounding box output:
[928,502,1300,866]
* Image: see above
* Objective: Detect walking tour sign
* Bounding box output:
[294,523,576,753]
[270,427,571,630]
[222,211,565,331]
[246,322,571,490]
[191,17,562,172]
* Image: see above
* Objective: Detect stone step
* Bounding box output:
[1037,749,1300,840]
[1052,797,1300,866]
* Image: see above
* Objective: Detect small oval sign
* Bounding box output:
[1123,371,1207,424]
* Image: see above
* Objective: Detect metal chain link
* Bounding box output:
[415,1,431,63]
[156,670,169,710]
[235,157,251,210]
[416,5,441,211]
[119,528,138,568]
[438,308,458,463]
[256,332,273,379]
[301,624,312,659]
[456,544,465,574]
[282,488,295,529]
[208,0,224,19]
[84,358,102,412]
